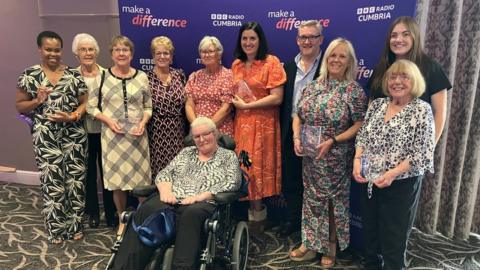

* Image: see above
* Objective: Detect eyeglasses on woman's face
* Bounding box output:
[78,47,96,54]
[113,47,131,54]
[192,130,214,141]
[200,49,217,56]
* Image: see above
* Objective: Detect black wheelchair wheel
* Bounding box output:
[231,221,249,270]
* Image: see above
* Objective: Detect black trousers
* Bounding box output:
[281,131,303,223]
[112,194,215,270]
[85,133,115,220]
[361,175,423,270]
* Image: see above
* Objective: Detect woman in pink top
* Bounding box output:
[185,36,235,137]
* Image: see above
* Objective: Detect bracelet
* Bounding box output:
[293,136,300,141]
[329,135,337,145]
[70,112,80,122]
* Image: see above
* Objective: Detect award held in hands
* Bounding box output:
[236,80,256,103]
[301,124,321,157]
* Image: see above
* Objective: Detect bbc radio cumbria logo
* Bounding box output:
[357,4,394,22]
[210,13,244,27]
[121,4,188,28]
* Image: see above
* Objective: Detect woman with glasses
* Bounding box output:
[354,60,435,269]
[231,21,286,231]
[111,117,241,270]
[15,31,88,244]
[72,33,117,229]
[367,16,451,144]
[87,35,152,237]
[147,36,187,180]
[185,36,235,137]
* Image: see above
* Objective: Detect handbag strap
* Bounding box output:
[97,70,106,112]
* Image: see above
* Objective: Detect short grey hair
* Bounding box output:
[298,20,323,35]
[191,117,217,131]
[72,33,100,55]
[198,36,223,55]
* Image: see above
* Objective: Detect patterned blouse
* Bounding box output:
[154,146,241,202]
[356,97,435,179]
[17,65,88,119]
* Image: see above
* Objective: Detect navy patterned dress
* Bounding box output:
[147,68,186,179]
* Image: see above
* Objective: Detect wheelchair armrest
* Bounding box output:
[214,191,243,205]
[131,185,157,198]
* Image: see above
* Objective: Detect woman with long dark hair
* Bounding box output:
[231,22,286,230]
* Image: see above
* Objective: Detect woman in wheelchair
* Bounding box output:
[112,117,241,270]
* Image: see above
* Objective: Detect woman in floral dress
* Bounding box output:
[291,38,367,267]
[147,36,187,179]
[185,36,235,137]
[15,31,88,244]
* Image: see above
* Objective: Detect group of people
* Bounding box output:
[15,15,451,270]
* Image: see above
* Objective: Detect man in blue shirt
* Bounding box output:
[278,20,324,237]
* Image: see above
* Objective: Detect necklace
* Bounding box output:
[112,66,133,79]
[154,67,171,85]
[81,65,99,78]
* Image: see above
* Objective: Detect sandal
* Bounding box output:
[320,255,335,268]
[289,245,317,261]
[73,232,84,241]
[116,223,126,240]
[320,241,336,268]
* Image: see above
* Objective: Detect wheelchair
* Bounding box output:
[105,135,250,270]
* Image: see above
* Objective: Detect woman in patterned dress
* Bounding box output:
[353,60,435,270]
[231,22,286,228]
[147,36,186,179]
[87,35,152,236]
[290,38,367,267]
[15,31,88,244]
[185,36,235,137]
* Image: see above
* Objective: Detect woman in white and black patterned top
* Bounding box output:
[353,59,435,270]
[112,117,241,270]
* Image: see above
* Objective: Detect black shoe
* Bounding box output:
[276,221,300,237]
[89,215,100,228]
[106,217,119,228]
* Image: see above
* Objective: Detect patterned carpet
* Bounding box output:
[1,181,479,270]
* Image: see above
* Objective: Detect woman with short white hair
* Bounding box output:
[72,33,117,228]
[185,36,235,137]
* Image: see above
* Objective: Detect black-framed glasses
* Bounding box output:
[297,35,322,42]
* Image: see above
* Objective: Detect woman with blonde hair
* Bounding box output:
[290,38,367,267]
[354,59,435,269]
[147,36,187,179]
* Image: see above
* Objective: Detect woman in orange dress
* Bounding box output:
[232,22,286,229]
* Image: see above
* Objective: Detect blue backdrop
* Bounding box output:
[118,0,417,250]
